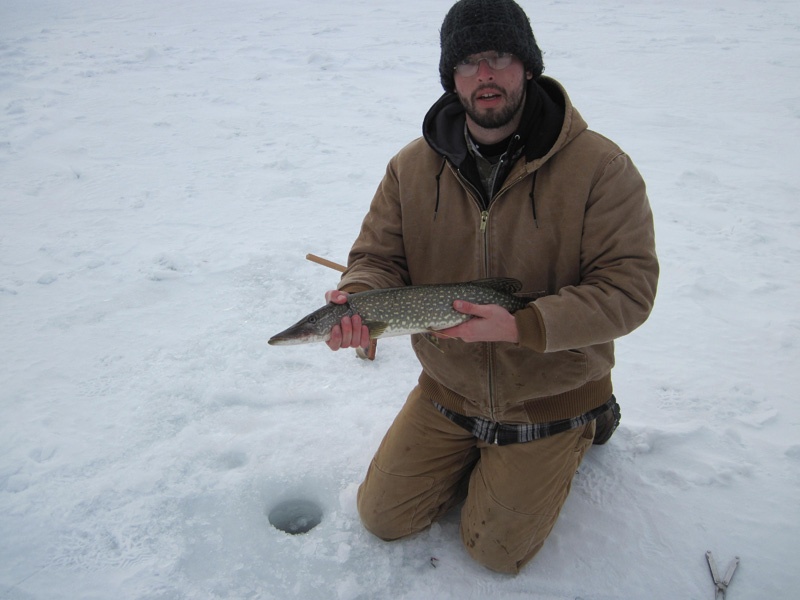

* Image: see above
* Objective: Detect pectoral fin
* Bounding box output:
[364,321,389,339]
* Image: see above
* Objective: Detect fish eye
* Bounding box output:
[308,316,317,324]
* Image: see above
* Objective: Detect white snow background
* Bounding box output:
[1,0,799,598]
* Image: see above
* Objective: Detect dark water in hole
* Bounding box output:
[268,499,323,534]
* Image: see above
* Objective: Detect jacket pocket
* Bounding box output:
[496,347,589,402]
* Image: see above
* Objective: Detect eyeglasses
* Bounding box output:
[453,52,515,77]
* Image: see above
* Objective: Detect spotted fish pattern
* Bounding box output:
[268,278,533,346]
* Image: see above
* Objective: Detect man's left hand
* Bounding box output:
[436,301,519,344]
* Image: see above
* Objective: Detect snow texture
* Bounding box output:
[1,0,799,598]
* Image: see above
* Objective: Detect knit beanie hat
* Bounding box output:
[439,0,544,91]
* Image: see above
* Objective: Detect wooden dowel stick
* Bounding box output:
[305,253,347,273]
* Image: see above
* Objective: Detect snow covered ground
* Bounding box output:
[2,0,799,598]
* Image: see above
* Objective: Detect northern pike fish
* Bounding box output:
[268,277,533,346]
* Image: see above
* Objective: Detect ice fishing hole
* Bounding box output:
[268,499,323,535]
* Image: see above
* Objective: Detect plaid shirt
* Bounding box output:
[433,395,616,446]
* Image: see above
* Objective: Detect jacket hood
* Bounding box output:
[422,76,578,171]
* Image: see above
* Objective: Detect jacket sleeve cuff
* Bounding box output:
[514,305,547,352]
[338,282,372,295]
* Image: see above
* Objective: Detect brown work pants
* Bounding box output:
[357,386,595,574]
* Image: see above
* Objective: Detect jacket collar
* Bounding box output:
[422,76,569,169]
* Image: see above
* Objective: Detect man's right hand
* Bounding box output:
[324,290,370,351]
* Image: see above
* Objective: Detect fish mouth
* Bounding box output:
[268,330,330,346]
[268,335,308,346]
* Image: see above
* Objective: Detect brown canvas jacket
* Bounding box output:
[338,77,658,424]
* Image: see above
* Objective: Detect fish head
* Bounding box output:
[268,302,352,345]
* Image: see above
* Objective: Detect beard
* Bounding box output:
[458,81,527,129]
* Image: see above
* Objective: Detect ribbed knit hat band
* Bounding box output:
[439,0,543,91]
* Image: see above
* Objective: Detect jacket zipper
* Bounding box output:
[454,166,530,422]
[480,208,497,420]
[480,210,490,275]
[479,177,528,421]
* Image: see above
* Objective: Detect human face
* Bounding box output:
[453,51,531,142]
